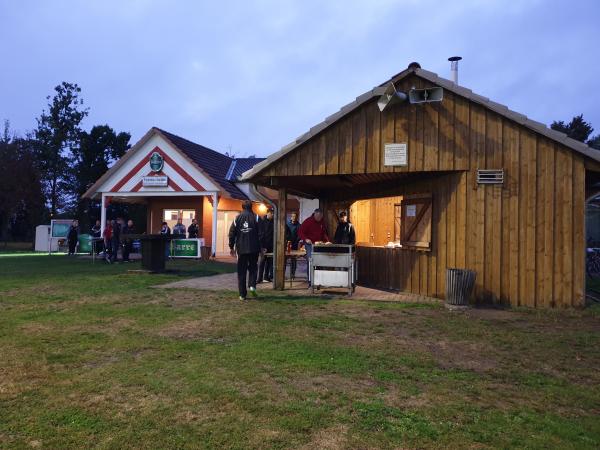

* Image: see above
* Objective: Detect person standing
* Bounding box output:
[298,208,330,285]
[67,220,79,256]
[103,220,113,263]
[257,208,274,283]
[229,200,261,300]
[187,218,199,239]
[333,211,356,245]
[91,219,102,255]
[122,219,135,262]
[173,217,186,236]
[160,221,171,259]
[286,212,301,278]
[110,218,122,263]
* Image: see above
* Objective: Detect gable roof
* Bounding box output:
[156,128,250,199]
[241,64,600,181]
[83,127,263,200]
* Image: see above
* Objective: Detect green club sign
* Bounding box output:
[149,152,164,172]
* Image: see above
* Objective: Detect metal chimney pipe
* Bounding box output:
[448,56,462,84]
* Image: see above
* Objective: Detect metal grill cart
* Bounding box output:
[310,244,356,296]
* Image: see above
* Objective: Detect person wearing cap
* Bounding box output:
[333,211,356,245]
[229,200,261,300]
[298,208,330,285]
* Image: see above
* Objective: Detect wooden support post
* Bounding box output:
[100,193,107,236]
[211,192,219,257]
[274,188,287,290]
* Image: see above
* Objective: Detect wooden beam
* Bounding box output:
[274,188,287,290]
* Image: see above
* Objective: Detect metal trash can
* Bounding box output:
[445,268,476,306]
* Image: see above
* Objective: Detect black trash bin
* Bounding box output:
[445,268,476,306]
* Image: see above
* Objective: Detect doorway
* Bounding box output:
[215,210,239,254]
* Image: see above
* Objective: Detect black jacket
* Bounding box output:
[67,225,78,243]
[188,223,199,239]
[334,222,356,245]
[112,221,121,241]
[258,217,274,251]
[285,220,300,249]
[229,210,260,255]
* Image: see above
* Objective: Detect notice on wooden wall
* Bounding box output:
[406,204,417,217]
[384,143,408,166]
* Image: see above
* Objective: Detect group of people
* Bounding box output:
[228,203,356,300]
[159,218,200,258]
[65,217,136,263]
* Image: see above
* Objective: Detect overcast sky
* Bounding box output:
[1,0,599,157]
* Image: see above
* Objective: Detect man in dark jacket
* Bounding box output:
[122,219,135,262]
[229,200,261,300]
[333,211,356,245]
[187,218,199,239]
[110,218,122,263]
[67,220,79,256]
[286,212,301,278]
[257,208,274,283]
[91,219,102,255]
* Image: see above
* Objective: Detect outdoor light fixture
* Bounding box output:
[257,203,267,214]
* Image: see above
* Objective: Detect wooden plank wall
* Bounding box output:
[259,73,587,308]
[354,162,585,308]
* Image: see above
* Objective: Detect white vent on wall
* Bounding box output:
[477,169,504,185]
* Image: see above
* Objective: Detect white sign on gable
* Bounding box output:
[384,143,408,166]
[142,175,168,187]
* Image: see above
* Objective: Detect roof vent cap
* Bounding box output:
[407,62,421,70]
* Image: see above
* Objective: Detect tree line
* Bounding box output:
[0,82,138,242]
[1,82,600,243]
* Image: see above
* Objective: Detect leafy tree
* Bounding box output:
[72,125,131,230]
[551,114,600,148]
[0,121,45,242]
[34,82,88,217]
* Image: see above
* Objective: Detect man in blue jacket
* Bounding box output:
[229,201,261,300]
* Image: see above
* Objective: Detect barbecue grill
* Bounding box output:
[310,244,356,295]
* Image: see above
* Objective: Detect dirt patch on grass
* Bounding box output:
[299,425,349,450]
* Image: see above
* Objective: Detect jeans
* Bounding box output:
[304,243,313,283]
[237,252,259,298]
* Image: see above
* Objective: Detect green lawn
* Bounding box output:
[1,255,599,449]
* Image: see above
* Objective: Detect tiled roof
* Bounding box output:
[156,128,251,200]
[241,64,600,181]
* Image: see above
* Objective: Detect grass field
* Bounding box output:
[1,254,599,449]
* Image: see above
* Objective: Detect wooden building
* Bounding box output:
[241,63,600,308]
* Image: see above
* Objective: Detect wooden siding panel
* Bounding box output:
[326,127,339,175]
[572,156,585,307]
[352,109,367,173]
[454,95,470,170]
[438,91,454,170]
[338,119,352,174]
[380,110,395,173]
[394,103,410,173]
[423,103,439,171]
[470,104,486,301]
[485,112,503,303]
[535,138,554,307]
[519,130,537,307]
[366,102,381,173]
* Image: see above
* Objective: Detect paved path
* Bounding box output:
[156,272,440,304]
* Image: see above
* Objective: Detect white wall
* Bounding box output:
[299,198,320,222]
